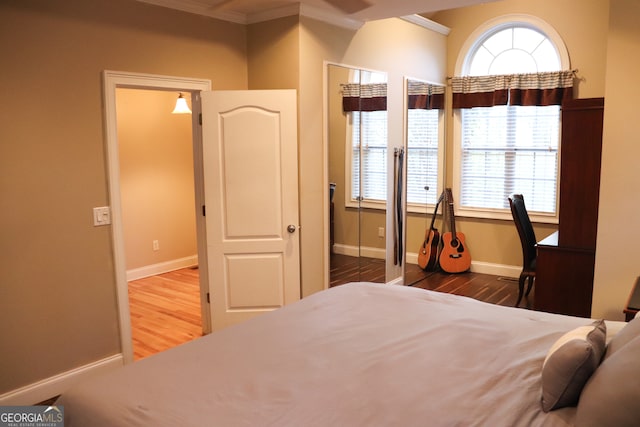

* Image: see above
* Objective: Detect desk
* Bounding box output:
[535,231,595,318]
[624,277,640,321]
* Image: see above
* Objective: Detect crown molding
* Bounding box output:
[298,3,364,30]
[135,0,246,23]
[135,0,364,29]
[400,14,450,35]
[246,3,301,24]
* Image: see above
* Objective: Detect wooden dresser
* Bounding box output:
[534,98,604,317]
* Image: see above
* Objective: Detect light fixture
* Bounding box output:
[172,93,192,114]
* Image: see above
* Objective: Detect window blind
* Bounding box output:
[407,108,440,205]
[351,110,388,202]
[460,104,560,213]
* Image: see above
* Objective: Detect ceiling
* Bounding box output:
[135,0,494,28]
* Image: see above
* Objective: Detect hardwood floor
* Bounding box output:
[128,267,203,360]
[129,257,529,360]
[331,253,533,309]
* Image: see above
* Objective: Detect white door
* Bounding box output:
[201,90,301,331]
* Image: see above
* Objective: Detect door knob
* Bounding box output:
[287,224,297,233]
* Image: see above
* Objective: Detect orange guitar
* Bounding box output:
[439,188,471,273]
[418,191,444,271]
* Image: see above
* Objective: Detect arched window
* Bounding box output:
[467,26,561,76]
[453,17,570,220]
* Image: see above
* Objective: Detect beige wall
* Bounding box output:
[0,0,247,395]
[429,0,610,269]
[116,89,197,271]
[247,16,300,90]
[593,0,640,320]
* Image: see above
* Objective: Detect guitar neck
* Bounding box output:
[446,189,457,239]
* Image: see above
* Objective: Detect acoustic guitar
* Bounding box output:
[417,191,444,271]
[439,188,471,273]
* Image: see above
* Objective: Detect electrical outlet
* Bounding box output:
[153,240,160,251]
[378,227,385,238]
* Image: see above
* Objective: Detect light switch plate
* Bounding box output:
[93,206,111,226]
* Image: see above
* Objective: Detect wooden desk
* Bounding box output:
[535,231,595,318]
[624,277,640,321]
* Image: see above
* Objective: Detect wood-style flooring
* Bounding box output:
[330,253,532,309]
[128,267,203,360]
[129,256,530,360]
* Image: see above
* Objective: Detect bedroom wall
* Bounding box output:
[116,89,197,274]
[429,0,610,271]
[0,0,247,397]
[247,16,300,90]
[592,0,640,320]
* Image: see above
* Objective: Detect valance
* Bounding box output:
[342,83,387,112]
[451,70,574,108]
[407,81,445,110]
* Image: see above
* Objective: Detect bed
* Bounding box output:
[58,282,640,426]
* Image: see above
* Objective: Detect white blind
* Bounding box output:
[407,108,440,205]
[351,110,388,202]
[460,104,559,213]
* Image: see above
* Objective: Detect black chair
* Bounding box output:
[508,194,536,308]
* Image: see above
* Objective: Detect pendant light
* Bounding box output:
[172,93,192,114]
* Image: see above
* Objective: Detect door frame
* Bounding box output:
[103,70,211,364]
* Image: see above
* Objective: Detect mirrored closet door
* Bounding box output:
[403,78,446,286]
[328,64,388,287]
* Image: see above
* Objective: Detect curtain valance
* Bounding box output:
[451,70,574,108]
[342,83,387,112]
[407,81,445,110]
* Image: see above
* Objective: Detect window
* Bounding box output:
[350,109,388,204]
[344,70,388,208]
[453,18,570,221]
[460,103,560,213]
[405,80,445,210]
[406,108,441,207]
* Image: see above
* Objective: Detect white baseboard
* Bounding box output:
[332,243,385,260]
[0,354,124,406]
[405,250,521,279]
[337,246,520,279]
[126,255,198,281]
[468,260,520,278]
[387,276,404,286]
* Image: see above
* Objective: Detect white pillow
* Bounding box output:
[540,319,606,412]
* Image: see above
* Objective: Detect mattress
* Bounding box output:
[58,282,621,426]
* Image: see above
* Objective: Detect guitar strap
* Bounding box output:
[434,191,445,219]
[426,191,445,232]
[397,148,404,266]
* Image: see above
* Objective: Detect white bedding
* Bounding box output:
[58,282,620,426]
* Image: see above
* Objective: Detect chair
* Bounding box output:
[508,194,537,308]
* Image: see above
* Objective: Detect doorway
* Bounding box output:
[103,71,212,364]
[116,88,199,360]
